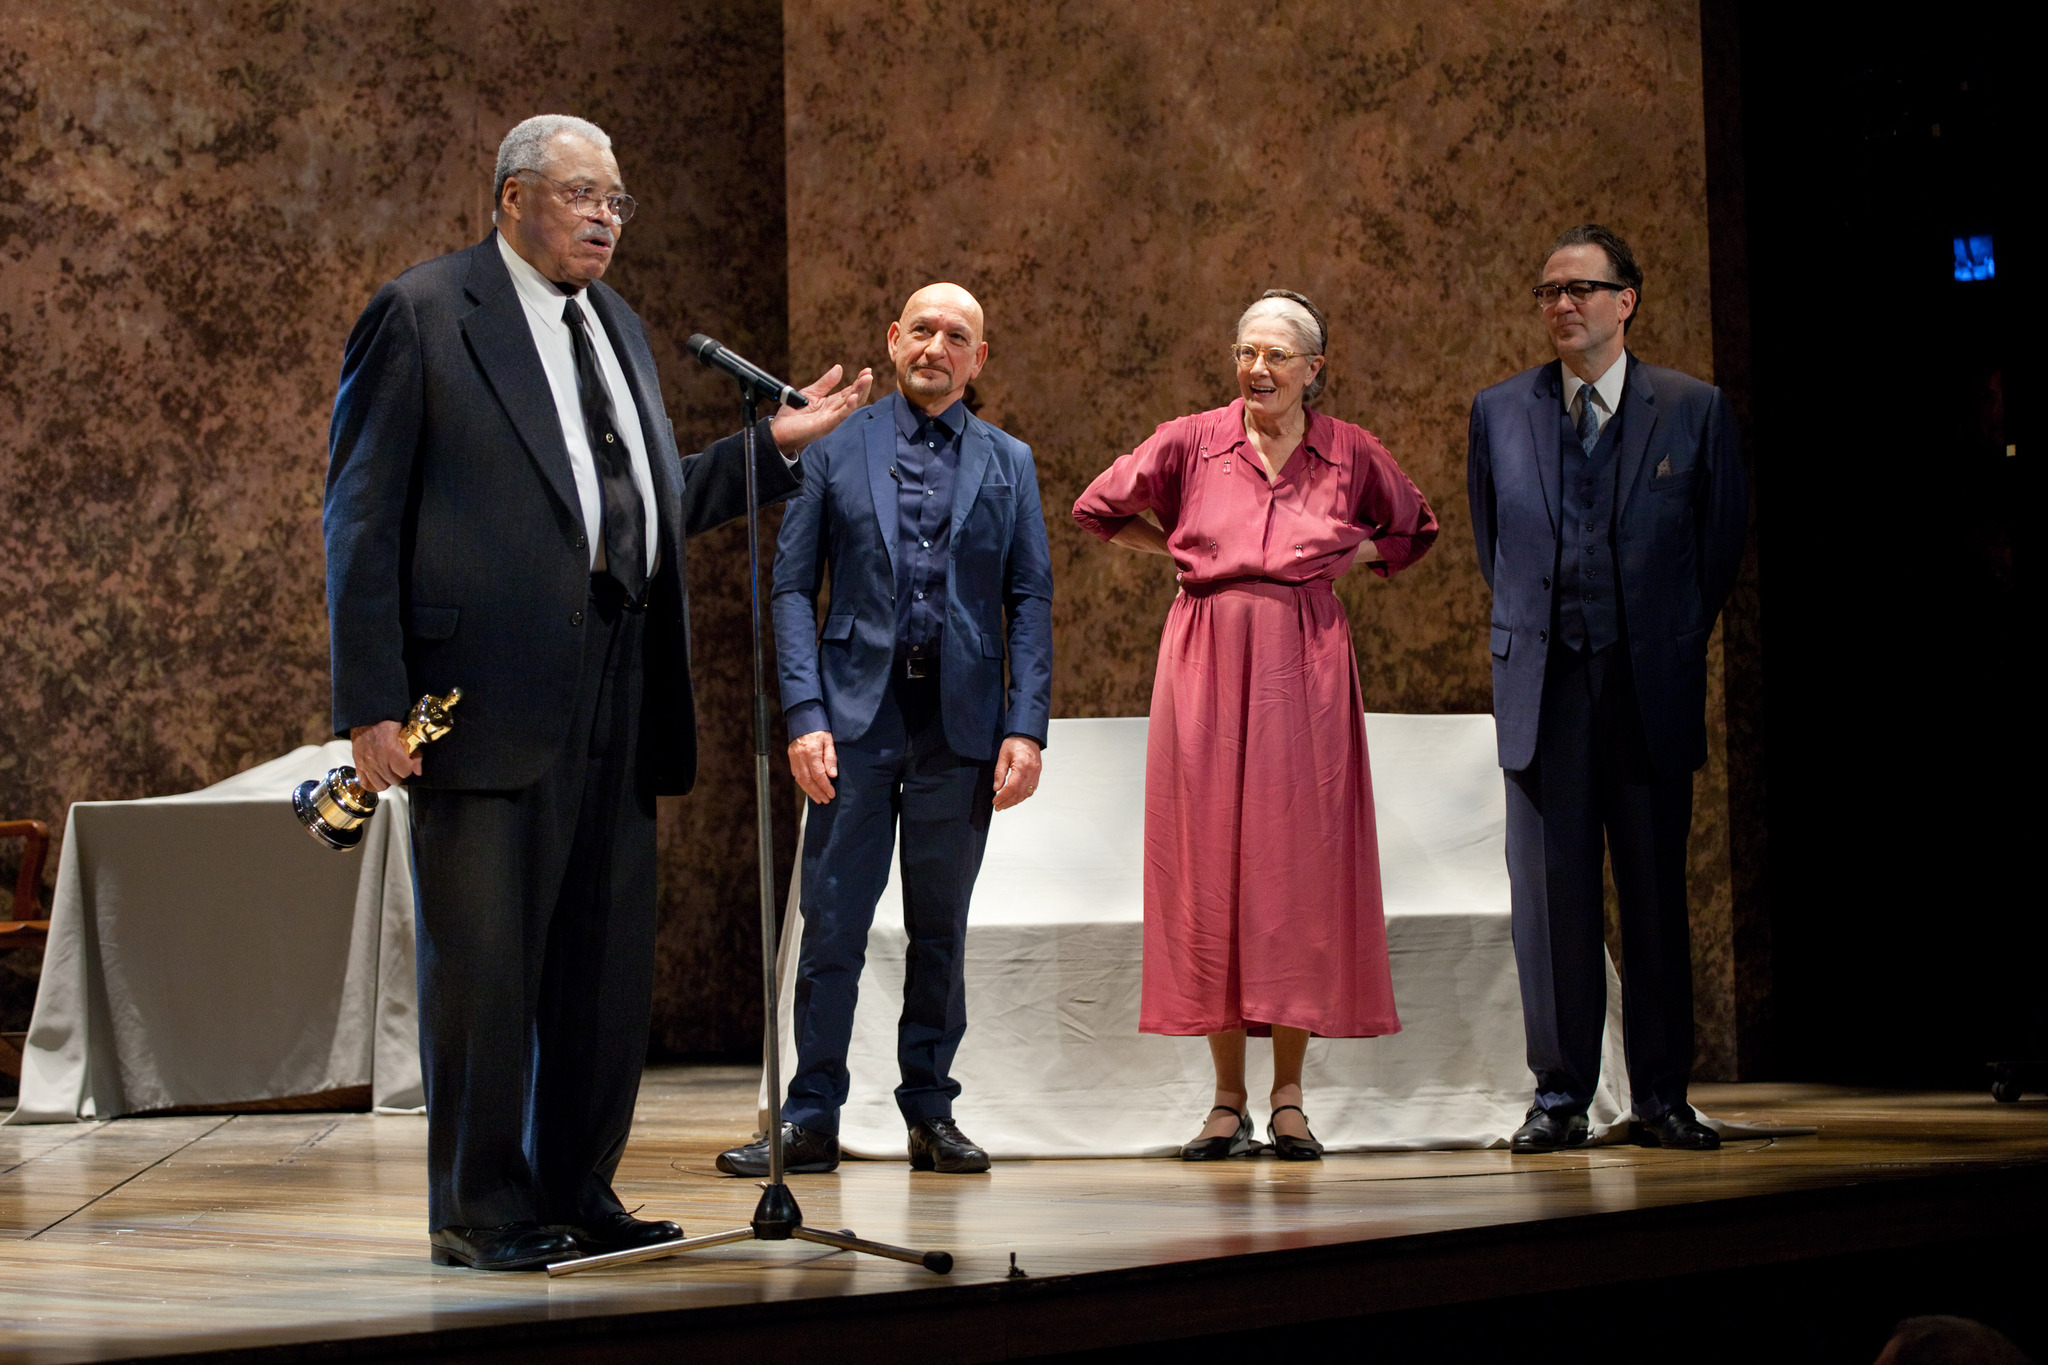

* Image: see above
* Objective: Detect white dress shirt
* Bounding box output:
[1560,351,1628,440]
[496,231,658,577]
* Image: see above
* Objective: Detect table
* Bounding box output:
[6,743,422,1123]
[762,714,1639,1157]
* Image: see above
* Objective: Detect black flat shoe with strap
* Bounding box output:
[1180,1105,1259,1160]
[1267,1104,1324,1161]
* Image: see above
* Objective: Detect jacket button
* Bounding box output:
[570,610,584,627]
[1541,576,1551,589]
[1538,629,1548,642]
[575,534,587,550]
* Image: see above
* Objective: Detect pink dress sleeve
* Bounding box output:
[1353,435,1439,577]
[1072,415,1197,542]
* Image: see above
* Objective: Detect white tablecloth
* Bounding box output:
[6,742,423,1123]
[762,714,1637,1157]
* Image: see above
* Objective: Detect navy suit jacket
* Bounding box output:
[324,234,798,793]
[1466,353,1747,778]
[771,396,1054,761]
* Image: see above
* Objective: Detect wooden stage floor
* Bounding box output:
[4,1069,2046,1364]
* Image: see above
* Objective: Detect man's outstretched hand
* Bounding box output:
[768,364,874,453]
[350,720,421,793]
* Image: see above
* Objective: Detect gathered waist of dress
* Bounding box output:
[1177,575,1337,601]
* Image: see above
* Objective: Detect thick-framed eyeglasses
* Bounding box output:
[522,170,637,225]
[1531,279,1625,308]
[1230,343,1317,368]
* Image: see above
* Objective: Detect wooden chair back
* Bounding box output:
[1,819,51,1082]
[2,818,51,937]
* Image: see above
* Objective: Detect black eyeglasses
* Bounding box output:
[1532,279,1625,308]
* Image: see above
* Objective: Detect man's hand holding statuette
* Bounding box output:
[351,720,422,793]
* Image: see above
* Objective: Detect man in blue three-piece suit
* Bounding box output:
[1467,224,1748,1153]
[325,115,871,1269]
[717,284,1054,1176]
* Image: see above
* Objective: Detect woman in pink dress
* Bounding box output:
[1073,291,1438,1161]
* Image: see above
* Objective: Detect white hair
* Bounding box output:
[1235,292,1329,404]
[492,115,612,224]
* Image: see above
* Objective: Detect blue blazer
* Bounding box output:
[1466,354,1747,778]
[772,396,1054,760]
[324,234,797,792]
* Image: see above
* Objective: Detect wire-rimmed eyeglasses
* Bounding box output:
[522,170,638,225]
[1230,343,1317,368]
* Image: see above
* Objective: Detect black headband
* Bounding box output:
[1256,288,1327,354]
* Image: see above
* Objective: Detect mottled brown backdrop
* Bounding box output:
[1,0,1750,1078]
[0,0,789,1053]
[783,0,1742,1076]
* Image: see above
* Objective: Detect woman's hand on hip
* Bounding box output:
[1109,512,1171,556]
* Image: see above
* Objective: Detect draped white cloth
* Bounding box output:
[760,714,1639,1158]
[9,714,1783,1150]
[6,742,423,1123]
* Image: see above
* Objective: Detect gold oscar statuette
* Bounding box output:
[292,688,462,850]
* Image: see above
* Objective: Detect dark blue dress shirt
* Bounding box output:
[784,390,965,740]
[891,390,963,658]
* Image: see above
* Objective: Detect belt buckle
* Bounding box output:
[903,655,933,680]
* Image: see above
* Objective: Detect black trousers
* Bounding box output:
[1504,643,1696,1121]
[408,578,655,1231]
[783,672,995,1135]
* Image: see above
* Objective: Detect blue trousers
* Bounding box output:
[783,673,994,1135]
[1505,643,1696,1122]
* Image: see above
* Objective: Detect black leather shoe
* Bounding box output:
[553,1211,683,1255]
[716,1122,840,1176]
[428,1222,577,1271]
[1267,1104,1325,1161]
[1632,1105,1721,1150]
[1181,1105,1259,1160]
[908,1117,991,1173]
[1510,1106,1591,1153]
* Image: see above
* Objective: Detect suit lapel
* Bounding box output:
[1523,360,1563,535]
[1613,353,1659,519]
[864,399,900,583]
[586,283,680,554]
[949,412,995,547]
[459,237,581,522]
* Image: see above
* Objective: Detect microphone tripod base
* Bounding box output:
[548,380,952,1286]
[545,1181,952,1277]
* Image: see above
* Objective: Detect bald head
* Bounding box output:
[888,282,987,415]
[901,283,984,338]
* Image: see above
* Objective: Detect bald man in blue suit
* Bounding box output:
[717,284,1054,1177]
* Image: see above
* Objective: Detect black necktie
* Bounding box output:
[561,295,647,602]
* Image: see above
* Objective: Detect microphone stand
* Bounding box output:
[548,379,951,1279]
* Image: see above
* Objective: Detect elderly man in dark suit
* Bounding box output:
[325,114,870,1270]
[1467,224,1747,1154]
[716,283,1054,1177]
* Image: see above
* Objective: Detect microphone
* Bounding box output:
[685,334,809,409]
